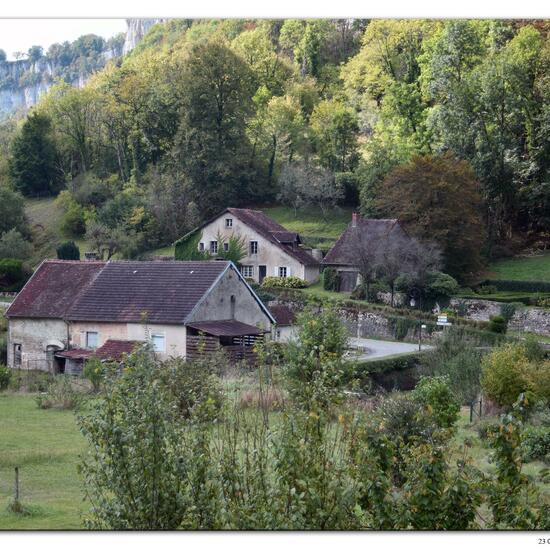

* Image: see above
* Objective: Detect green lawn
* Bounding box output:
[262,205,352,250]
[488,253,550,282]
[0,393,87,529]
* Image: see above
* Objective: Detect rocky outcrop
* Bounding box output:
[123,19,166,54]
[0,21,141,119]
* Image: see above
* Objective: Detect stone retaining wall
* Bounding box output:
[269,299,440,344]
[449,298,550,336]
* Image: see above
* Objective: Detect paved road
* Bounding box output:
[347,337,432,361]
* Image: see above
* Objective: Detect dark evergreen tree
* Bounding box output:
[9,112,61,196]
[56,241,81,260]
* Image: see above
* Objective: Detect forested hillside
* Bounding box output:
[0,19,549,283]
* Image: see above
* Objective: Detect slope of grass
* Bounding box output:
[488,253,550,282]
[262,205,352,250]
[0,393,86,529]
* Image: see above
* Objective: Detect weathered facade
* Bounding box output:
[175,208,320,284]
[6,259,274,373]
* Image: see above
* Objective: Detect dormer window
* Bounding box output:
[225,218,233,228]
[250,241,258,255]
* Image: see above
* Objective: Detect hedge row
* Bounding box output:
[351,352,428,379]
[482,279,550,293]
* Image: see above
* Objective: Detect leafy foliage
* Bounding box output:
[261,276,307,289]
[56,241,81,260]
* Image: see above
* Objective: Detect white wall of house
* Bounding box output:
[272,325,296,343]
[199,214,317,283]
[8,318,68,370]
[69,321,187,359]
[188,266,272,331]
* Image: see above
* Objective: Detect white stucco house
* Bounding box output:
[175,208,320,284]
[6,259,275,374]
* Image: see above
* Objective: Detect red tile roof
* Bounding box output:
[95,339,141,361]
[6,260,105,319]
[55,340,141,362]
[322,215,406,266]
[268,304,296,326]
[187,319,267,337]
[67,261,229,324]
[226,208,319,266]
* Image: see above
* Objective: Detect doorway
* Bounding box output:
[259,265,267,283]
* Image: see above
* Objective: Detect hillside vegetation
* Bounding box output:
[0,19,548,283]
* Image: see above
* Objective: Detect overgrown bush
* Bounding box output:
[35,375,84,410]
[412,376,461,428]
[480,344,544,409]
[488,315,507,334]
[0,364,11,390]
[261,276,307,289]
[83,357,107,392]
[159,355,224,421]
[521,426,550,464]
[477,285,498,295]
[0,259,28,291]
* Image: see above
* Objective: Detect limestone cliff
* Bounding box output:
[123,19,166,54]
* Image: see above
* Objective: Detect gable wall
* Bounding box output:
[199,214,307,282]
[188,266,272,330]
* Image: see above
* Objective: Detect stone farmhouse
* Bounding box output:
[175,208,320,284]
[322,213,410,292]
[6,259,275,374]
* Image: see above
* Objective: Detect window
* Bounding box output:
[151,334,166,353]
[223,242,229,252]
[199,242,205,252]
[225,218,233,227]
[210,240,218,254]
[86,331,99,349]
[276,329,281,340]
[250,241,258,255]
[241,265,253,278]
[278,267,288,278]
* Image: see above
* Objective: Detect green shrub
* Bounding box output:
[35,376,84,410]
[482,279,550,293]
[351,353,426,384]
[521,426,550,464]
[412,375,461,428]
[159,355,224,421]
[481,344,534,408]
[488,315,507,334]
[174,231,208,261]
[83,357,106,392]
[475,419,500,441]
[0,364,11,390]
[0,259,28,291]
[56,240,81,260]
[322,267,339,291]
[499,303,517,323]
[261,276,307,289]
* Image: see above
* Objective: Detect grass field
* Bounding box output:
[488,253,550,282]
[24,197,88,266]
[262,205,352,250]
[0,394,87,529]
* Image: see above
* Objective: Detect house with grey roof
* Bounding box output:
[175,208,320,284]
[322,213,410,292]
[6,259,274,374]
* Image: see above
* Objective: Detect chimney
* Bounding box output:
[352,212,358,228]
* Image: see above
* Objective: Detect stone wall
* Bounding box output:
[449,298,550,336]
[268,299,440,344]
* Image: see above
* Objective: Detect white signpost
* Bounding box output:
[436,314,453,327]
